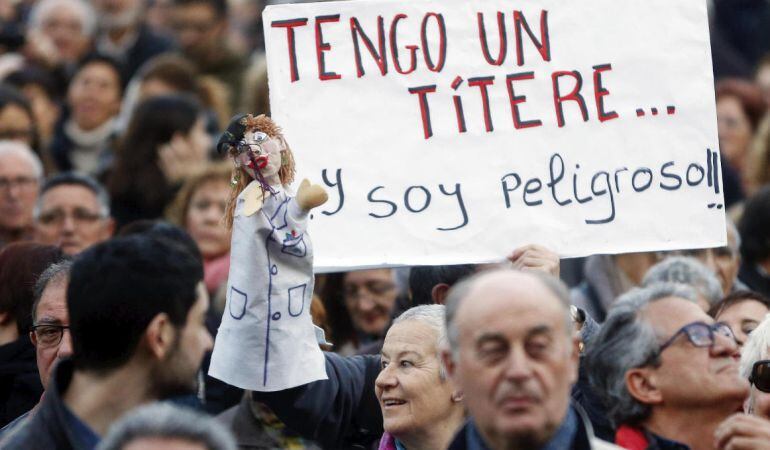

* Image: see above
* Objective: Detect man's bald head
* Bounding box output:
[444,269,571,356]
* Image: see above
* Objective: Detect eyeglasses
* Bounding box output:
[658,321,735,354]
[0,176,38,192]
[31,324,70,348]
[750,360,770,393]
[37,208,104,226]
[229,132,270,157]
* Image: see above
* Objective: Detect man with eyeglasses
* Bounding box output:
[33,172,115,255]
[0,141,42,249]
[586,283,749,449]
[0,260,72,439]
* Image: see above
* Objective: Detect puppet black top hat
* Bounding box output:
[217,113,249,155]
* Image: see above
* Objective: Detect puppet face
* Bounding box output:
[233,130,283,182]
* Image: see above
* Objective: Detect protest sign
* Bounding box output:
[263,0,724,271]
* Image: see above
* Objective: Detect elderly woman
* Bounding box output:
[740,314,770,418]
[243,304,465,449]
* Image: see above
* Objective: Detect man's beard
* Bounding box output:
[149,336,199,400]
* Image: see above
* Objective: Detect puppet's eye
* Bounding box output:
[253,132,268,143]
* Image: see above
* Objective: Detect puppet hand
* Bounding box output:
[296,179,328,211]
[507,244,560,277]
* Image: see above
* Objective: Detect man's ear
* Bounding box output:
[625,367,663,406]
[143,313,176,361]
[431,283,451,305]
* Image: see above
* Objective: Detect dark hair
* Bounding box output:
[715,78,766,131]
[0,82,40,151]
[5,65,57,100]
[739,186,770,264]
[710,290,770,318]
[74,53,125,93]
[0,243,65,335]
[32,260,74,323]
[117,220,203,266]
[107,95,203,219]
[68,234,203,372]
[39,171,110,216]
[172,0,227,18]
[140,54,199,94]
[319,273,354,347]
[408,264,476,306]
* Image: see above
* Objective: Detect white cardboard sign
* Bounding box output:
[264,0,725,271]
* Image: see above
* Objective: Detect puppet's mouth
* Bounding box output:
[254,155,269,169]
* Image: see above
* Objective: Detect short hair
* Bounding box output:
[0,243,65,335]
[32,259,74,323]
[117,220,203,266]
[740,186,770,264]
[444,269,571,358]
[586,283,699,427]
[172,0,227,18]
[0,140,43,179]
[740,313,770,379]
[726,218,742,252]
[34,172,111,219]
[642,256,723,307]
[68,234,203,372]
[709,290,770,319]
[28,0,97,37]
[97,403,236,450]
[73,54,125,94]
[5,66,58,101]
[392,304,447,378]
[408,264,475,306]
[0,83,39,150]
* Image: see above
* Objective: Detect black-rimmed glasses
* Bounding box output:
[658,321,735,354]
[31,324,70,348]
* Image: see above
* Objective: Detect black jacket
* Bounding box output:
[0,337,42,428]
[0,359,88,450]
[253,352,382,449]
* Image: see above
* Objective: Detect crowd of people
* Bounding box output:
[1,0,770,449]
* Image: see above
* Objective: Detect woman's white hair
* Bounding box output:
[740,313,770,379]
[28,0,97,37]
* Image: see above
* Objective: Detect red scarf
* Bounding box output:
[615,425,649,450]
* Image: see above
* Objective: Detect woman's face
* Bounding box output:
[185,179,230,259]
[234,131,283,183]
[718,300,769,347]
[67,62,122,131]
[0,104,34,145]
[375,320,457,439]
[716,96,752,171]
[343,269,397,337]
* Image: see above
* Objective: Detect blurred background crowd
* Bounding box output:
[1,0,770,449]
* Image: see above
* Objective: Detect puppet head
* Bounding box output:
[219,114,296,228]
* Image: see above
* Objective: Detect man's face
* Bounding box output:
[152,284,213,398]
[446,272,578,449]
[93,0,142,30]
[343,269,398,337]
[170,2,224,59]
[0,152,39,231]
[34,184,114,255]
[30,278,72,389]
[643,297,748,409]
[67,62,121,131]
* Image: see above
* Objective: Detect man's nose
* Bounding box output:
[57,329,73,359]
[504,346,534,380]
[711,331,740,359]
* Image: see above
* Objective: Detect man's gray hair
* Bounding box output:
[0,141,43,179]
[393,304,447,378]
[726,219,742,254]
[444,268,571,359]
[31,260,73,323]
[96,403,236,450]
[642,256,723,307]
[586,282,699,427]
[28,0,97,37]
[33,172,111,219]
[740,313,770,379]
